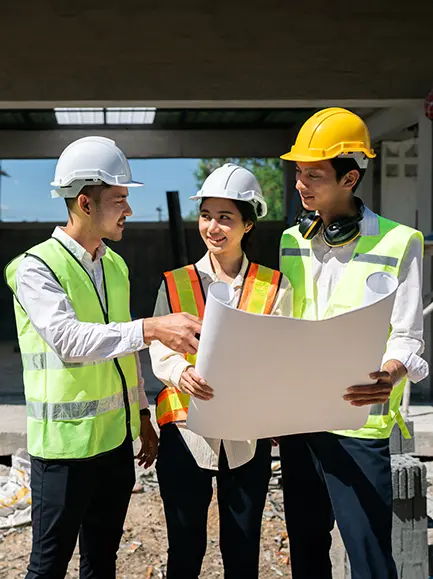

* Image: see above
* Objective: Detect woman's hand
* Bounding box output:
[178,367,214,401]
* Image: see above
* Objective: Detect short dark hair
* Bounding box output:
[199,199,258,252]
[65,183,109,212]
[232,200,258,252]
[329,158,366,193]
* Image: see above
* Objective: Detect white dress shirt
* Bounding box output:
[15,227,149,409]
[150,252,293,470]
[307,206,428,382]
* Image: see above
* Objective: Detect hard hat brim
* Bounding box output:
[50,179,144,199]
[123,180,144,187]
[50,179,144,188]
[189,192,267,218]
[280,150,376,162]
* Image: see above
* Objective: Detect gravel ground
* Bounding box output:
[0,463,292,579]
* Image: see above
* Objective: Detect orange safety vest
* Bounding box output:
[156,262,282,428]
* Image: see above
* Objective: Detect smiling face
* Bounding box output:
[76,185,133,241]
[295,160,359,214]
[198,197,253,256]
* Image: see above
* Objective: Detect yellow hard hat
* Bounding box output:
[281,108,376,166]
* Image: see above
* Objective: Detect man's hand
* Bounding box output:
[179,367,214,401]
[143,313,202,355]
[136,415,159,469]
[344,359,407,407]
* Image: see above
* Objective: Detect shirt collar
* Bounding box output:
[52,227,107,264]
[196,252,249,288]
[359,206,379,236]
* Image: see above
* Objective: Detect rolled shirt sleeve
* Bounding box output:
[149,282,191,388]
[16,257,146,364]
[381,234,429,383]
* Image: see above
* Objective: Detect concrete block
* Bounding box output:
[345,454,428,579]
[391,455,428,500]
[390,421,415,455]
[391,455,428,579]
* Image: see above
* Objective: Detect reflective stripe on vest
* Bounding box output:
[27,385,139,421]
[21,352,108,371]
[156,262,282,428]
[280,216,423,440]
[4,238,140,460]
[156,386,190,428]
[238,263,281,314]
[164,264,205,320]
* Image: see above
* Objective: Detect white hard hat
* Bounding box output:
[50,136,143,198]
[190,163,268,218]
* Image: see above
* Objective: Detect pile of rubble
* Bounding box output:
[0,450,31,530]
[0,457,292,578]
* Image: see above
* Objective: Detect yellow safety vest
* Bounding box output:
[280,215,423,439]
[5,238,140,459]
[156,262,283,428]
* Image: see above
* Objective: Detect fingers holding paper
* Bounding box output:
[344,359,408,407]
[344,367,395,406]
[179,367,214,401]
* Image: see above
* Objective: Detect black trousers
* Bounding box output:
[279,432,397,579]
[25,436,135,579]
[156,424,272,579]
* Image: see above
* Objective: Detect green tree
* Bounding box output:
[192,158,284,220]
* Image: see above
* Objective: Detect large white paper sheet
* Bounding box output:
[187,272,398,440]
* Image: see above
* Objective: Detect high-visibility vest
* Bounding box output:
[5,238,140,460]
[280,215,423,440]
[156,262,283,428]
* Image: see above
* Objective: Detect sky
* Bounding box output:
[0,158,201,222]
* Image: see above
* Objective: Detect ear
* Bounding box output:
[342,170,360,190]
[244,220,254,234]
[77,193,91,216]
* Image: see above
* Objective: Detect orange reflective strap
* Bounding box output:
[185,265,205,319]
[157,408,188,427]
[263,269,282,314]
[164,265,205,318]
[156,387,172,405]
[164,270,182,313]
[156,387,190,428]
[238,263,258,311]
[238,263,282,315]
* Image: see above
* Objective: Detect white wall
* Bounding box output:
[381,138,418,227]
[380,130,433,400]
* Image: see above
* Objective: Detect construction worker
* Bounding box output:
[278,108,428,578]
[4,136,201,579]
[149,163,292,579]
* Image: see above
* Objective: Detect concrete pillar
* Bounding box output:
[416,112,433,400]
[282,161,299,226]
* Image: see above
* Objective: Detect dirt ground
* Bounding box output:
[0,466,292,579]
